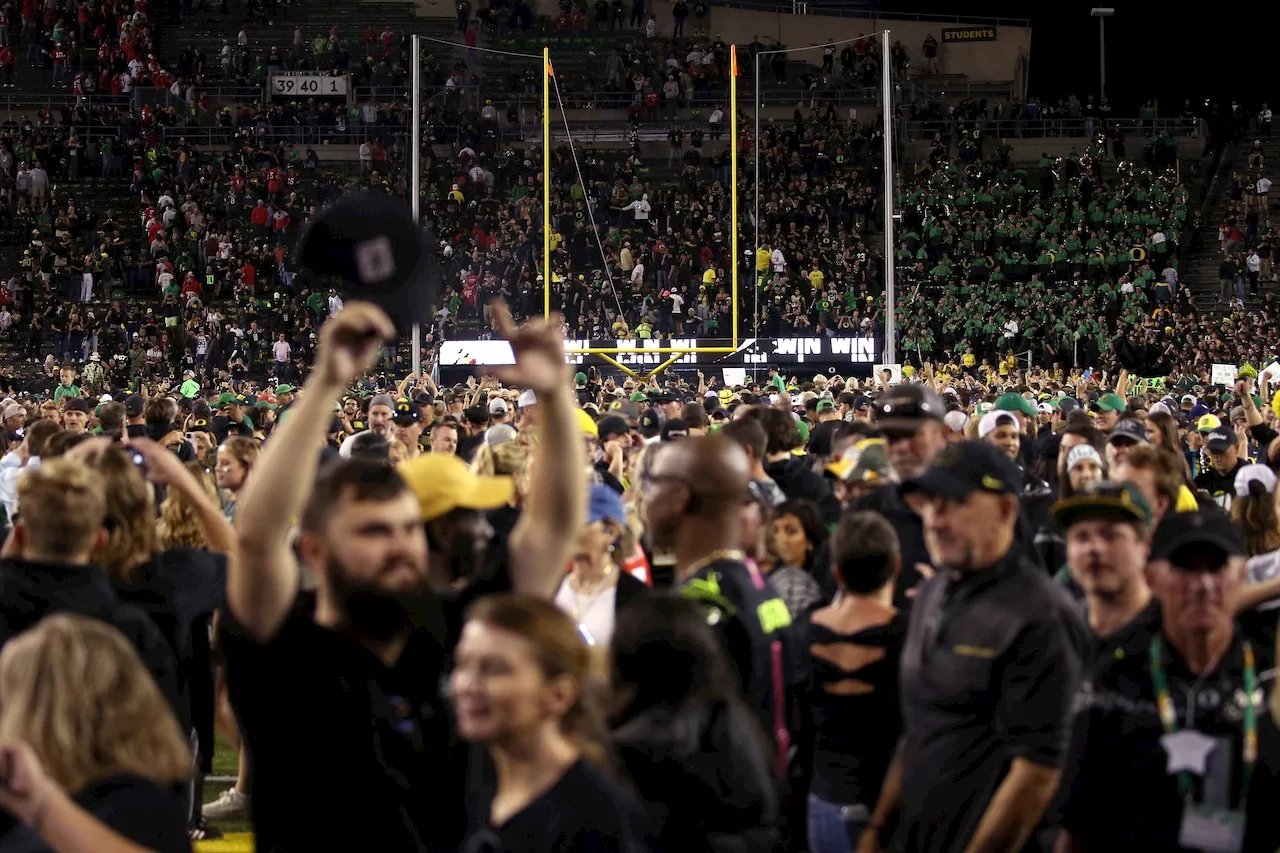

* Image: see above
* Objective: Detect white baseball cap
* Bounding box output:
[1235,463,1278,497]
[978,410,1018,439]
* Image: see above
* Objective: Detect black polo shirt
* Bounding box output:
[1062,631,1280,852]
[896,549,1088,853]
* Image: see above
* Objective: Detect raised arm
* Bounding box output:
[494,302,587,599]
[132,437,236,556]
[229,303,395,640]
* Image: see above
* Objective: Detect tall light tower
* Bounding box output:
[1090,8,1114,100]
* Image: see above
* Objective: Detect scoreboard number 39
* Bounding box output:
[271,75,348,96]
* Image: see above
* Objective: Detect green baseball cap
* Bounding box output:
[994,392,1037,417]
[1094,393,1128,413]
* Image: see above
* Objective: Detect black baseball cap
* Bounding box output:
[123,394,145,418]
[393,398,423,424]
[660,418,690,442]
[901,440,1023,498]
[596,414,630,441]
[63,397,90,413]
[1050,481,1153,529]
[1204,427,1236,453]
[1107,418,1148,446]
[874,384,946,433]
[638,409,661,439]
[1149,509,1245,564]
[294,195,438,336]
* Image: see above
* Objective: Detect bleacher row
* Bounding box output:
[4,0,1264,386]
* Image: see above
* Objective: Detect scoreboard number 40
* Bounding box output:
[272,76,346,95]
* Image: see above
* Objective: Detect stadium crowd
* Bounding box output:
[4,1,1280,852]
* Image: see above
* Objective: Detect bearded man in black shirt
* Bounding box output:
[219,302,584,853]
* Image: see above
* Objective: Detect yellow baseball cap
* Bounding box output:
[398,454,514,522]
[1196,414,1222,433]
[575,407,599,438]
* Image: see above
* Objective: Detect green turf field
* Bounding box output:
[203,732,253,843]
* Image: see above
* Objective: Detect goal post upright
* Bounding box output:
[563,44,743,368]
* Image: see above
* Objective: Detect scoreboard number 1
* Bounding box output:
[272,76,346,96]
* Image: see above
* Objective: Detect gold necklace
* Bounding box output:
[681,549,747,579]
[568,566,616,618]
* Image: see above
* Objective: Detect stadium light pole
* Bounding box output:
[1090,8,1113,101]
[543,47,552,319]
[881,30,896,364]
[730,44,739,349]
[410,34,421,380]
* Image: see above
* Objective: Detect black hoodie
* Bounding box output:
[0,559,180,717]
[764,455,841,523]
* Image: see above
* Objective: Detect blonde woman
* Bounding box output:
[470,436,533,552]
[554,483,648,647]
[214,437,259,521]
[158,462,220,550]
[0,613,191,853]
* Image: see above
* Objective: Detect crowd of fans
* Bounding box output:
[5,5,1280,848]
[0,290,1276,852]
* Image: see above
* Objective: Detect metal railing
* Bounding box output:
[902,116,1201,141]
[0,92,131,111]
[703,0,1028,26]
[906,77,1015,100]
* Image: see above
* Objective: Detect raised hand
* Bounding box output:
[490,300,568,394]
[313,302,395,390]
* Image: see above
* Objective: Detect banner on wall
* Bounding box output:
[437,336,881,367]
[940,26,998,42]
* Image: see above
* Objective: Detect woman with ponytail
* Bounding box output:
[450,595,655,852]
[1231,465,1280,641]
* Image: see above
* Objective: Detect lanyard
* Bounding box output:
[1148,636,1257,806]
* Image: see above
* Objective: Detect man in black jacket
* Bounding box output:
[0,459,178,706]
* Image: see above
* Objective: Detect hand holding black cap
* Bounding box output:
[312,302,396,389]
[294,195,437,335]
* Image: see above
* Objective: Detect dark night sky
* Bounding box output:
[877,0,1268,113]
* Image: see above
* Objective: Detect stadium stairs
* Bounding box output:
[1178,137,1275,314]
[0,171,143,366]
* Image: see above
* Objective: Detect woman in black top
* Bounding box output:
[451,595,654,853]
[805,512,907,853]
[0,613,191,853]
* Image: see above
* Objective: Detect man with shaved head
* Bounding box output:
[641,434,802,773]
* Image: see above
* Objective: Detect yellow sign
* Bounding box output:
[941,26,997,42]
